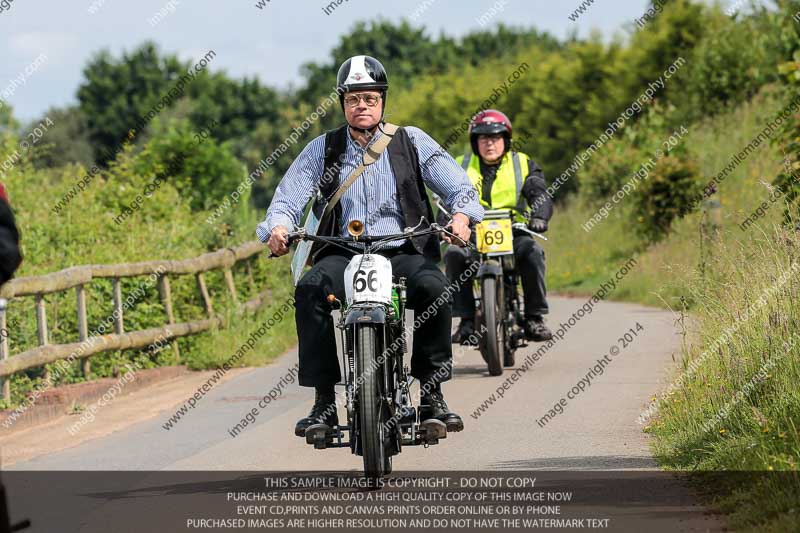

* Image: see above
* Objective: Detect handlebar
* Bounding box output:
[268,221,470,258]
[511,222,548,241]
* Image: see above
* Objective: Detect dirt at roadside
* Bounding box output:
[0,367,251,466]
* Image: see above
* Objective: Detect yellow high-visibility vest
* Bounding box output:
[456,150,529,222]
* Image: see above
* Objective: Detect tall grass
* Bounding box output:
[548,85,799,530]
[647,228,800,531]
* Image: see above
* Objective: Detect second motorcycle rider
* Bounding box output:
[445,110,554,345]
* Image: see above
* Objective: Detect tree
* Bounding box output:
[0,102,18,135]
[77,42,282,167]
[77,42,187,163]
[295,21,562,132]
[186,73,281,147]
[28,107,94,169]
[132,118,245,212]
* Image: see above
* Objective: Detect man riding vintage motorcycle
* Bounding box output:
[445,110,554,345]
[257,55,483,438]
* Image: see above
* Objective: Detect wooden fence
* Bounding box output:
[0,241,270,401]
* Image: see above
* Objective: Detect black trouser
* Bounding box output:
[444,231,548,319]
[295,243,453,387]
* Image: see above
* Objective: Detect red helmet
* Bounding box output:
[469,109,512,156]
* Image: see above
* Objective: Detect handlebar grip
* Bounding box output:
[268,231,303,258]
[286,232,301,245]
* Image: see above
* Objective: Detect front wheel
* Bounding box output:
[480,276,505,376]
[355,324,389,479]
[504,277,518,367]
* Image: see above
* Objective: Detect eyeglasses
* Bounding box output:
[477,134,504,144]
[343,93,381,108]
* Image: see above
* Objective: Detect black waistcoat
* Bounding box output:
[310,124,440,263]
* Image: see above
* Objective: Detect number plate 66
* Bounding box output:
[344,254,393,305]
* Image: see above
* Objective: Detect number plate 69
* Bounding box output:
[476,219,513,254]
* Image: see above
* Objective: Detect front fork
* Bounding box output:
[476,256,526,350]
[330,279,438,452]
[336,282,411,454]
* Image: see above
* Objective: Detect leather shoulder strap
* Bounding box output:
[511,151,526,213]
[461,150,472,170]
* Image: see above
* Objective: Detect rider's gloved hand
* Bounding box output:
[443,212,471,246]
[268,225,290,256]
[528,217,548,233]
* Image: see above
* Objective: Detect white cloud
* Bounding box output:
[9,31,79,63]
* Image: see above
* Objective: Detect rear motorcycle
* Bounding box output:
[437,199,545,377]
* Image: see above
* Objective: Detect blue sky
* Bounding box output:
[0,0,676,121]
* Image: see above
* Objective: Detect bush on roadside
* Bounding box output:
[773,0,800,227]
[577,129,646,203]
[632,154,703,242]
[133,119,246,212]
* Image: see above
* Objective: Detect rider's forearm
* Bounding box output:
[444,186,483,225]
[523,173,553,221]
[256,137,326,242]
[259,192,304,241]
[256,213,295,243]
[451,212,470,225]
[526,195,553,222]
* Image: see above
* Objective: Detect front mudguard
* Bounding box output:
[344,305,387,326]
[477,260,503,279]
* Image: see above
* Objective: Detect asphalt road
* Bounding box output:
[4,296,724,532]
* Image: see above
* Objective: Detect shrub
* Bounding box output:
[632,154,703,241]
[577,135,645,203]
[773,0,800,226]
[133,119,245,211]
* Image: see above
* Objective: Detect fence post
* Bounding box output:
[35,294,48,346]
[224,269,238,305]
[35,293,49,382]
[0,304,8,401]
[76,284,90,377]
[112,278,124,335]
[157,274,180,362]
[196,273,214,318]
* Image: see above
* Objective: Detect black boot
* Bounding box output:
[451,318,477,345]
[294,387,338,437]
[420,384,464,433]
[524,315,553,342]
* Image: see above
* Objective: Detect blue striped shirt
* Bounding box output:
[256,126,483,247]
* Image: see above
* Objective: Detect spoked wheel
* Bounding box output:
[480,276,505,376]
[503,279,518,367]
[355,324,389,479]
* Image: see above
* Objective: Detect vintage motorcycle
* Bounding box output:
[474,209,546,375]
[437,200,545,376]
[276,218,462,479]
